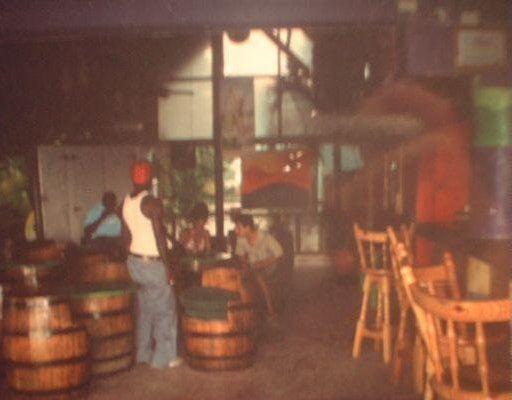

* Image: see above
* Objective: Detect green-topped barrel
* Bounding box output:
[68,283,136,376]
[180,285,258,371]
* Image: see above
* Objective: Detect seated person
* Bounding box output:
[179,202,211,256]
[234,214,283,280]
[83,191,122,257]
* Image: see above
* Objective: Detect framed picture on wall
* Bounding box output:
[455,29,507,69]
[241,149,314,208]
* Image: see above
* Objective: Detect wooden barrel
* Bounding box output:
[1,292,90,394]
[201,266,255,303]
[20,241,65,263]
[73,260,130,284]
[69,284,136,376]
[182,267,258,371]
[178,253,237,293]
[0,261,64,289]
[3,386,88,400]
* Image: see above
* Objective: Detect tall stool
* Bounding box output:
[352,223,393,364]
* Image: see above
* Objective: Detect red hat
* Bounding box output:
[131,160,152,185]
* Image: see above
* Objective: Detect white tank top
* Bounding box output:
[122,190,159,257]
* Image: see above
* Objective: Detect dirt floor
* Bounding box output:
[1,264,420,400]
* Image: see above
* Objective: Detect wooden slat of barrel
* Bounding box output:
[74,261,130,284]
[0,262,64,289]
[69,286,135,376]
[1,294,90,394]
[90,353,134,376]
[2,295,74,332]
[5,361,90,394]
[20,241,65,264]
[201,266,255,303]
[182,301,257,371]
[2,327,88,362]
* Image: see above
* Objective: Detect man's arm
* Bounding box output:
[141,196,171,274]
[84,209,110,242]
[117,201,132,253]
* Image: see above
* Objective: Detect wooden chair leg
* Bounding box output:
[352,275,371,359]
[374,286,383,352]
[413,333,426,395]
[382,278,392,364]
[254,273,274,316]
[391,304,409,384]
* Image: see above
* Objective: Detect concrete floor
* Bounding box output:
[1,264,420,400]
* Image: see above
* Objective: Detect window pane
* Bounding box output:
[171,39,212,79]
[341,145,364,171]
[224,30,278,77]
[254,77,278,137]
[278,28,313,75]
[223,152,241,210]
[282,90,313,136]
[158,80,212,140]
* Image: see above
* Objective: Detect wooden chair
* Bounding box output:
[401,266,511,400]
[352,223,393,363]
[387,227,413,384]
[387,236,467,390]
[400,222,415,264]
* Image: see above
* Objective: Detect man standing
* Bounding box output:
[122,160,181,369]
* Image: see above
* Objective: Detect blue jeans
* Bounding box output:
[126,255,178,368]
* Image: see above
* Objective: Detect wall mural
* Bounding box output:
[241,149,314,208]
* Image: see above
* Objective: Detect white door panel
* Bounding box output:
[38,146,70,241]
[38,145,171,243]
[67,147,103,243]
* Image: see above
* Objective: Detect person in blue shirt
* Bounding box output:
[83,191,122,257]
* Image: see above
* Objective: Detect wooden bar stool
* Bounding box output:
[352,223,393,364]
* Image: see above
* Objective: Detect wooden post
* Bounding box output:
[31,147,44,240]
[212,34,225,249]
[333,142,341,212]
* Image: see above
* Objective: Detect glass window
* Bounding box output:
[254,77,278,137]
[282,90,314,136]
[171,39,212,79]
[224,30,279,77]
[223,151,242,210]
[278,28,313,74]
[158,80,212,140]
[341,145,364,171]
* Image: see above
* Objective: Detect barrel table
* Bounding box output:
[68,283,136,376]
[1,290,90,395]
[180,265,259,371]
